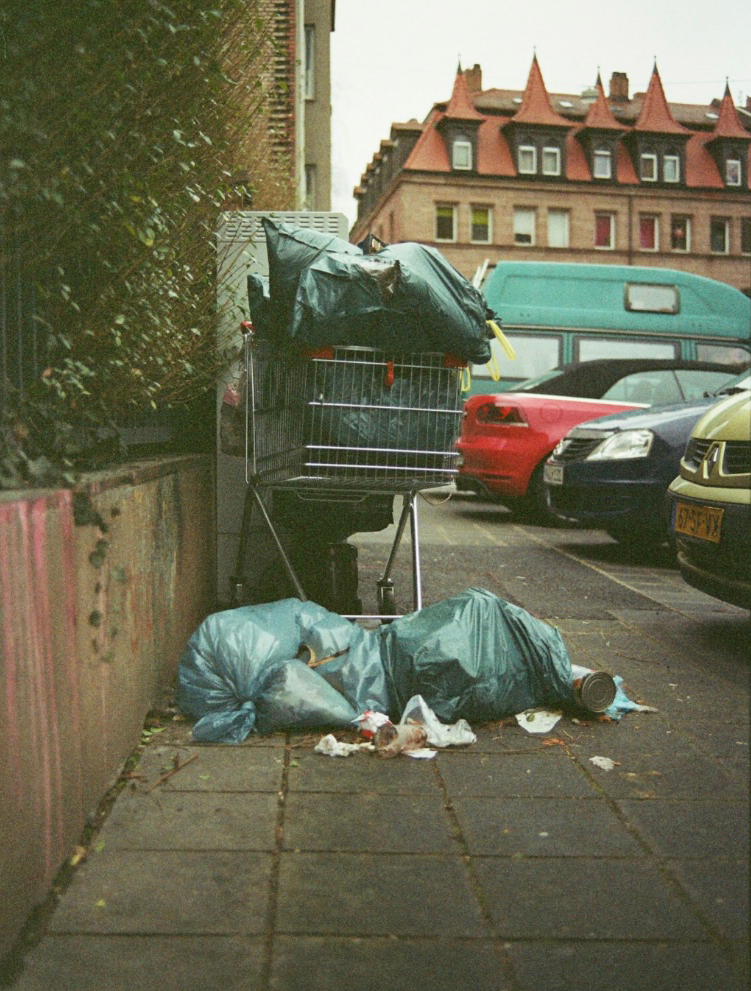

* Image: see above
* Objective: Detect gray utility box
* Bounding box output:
[215,210,349,605]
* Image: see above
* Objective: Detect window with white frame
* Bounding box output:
[470,206,491,243]
[547,209,569,248]
[513,207,535,245]
[435,204,456,241]
[517,145,536,174]
[640,153,657,181]
[593,148,612,179]
[452,139,472,170]
[594,212,615,249]
[663,155,680,183]
[639,215,659,251]
[670,215,690,252]
[710,217,729,254]
[726,158,742,186]
[304,25,315,99]
[542,145,561,176]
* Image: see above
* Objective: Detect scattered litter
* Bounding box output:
[314,734,373,758]
[589,756,619,771]
[353,710,391,739]
[398,695,476,747]
[374,721,429,758]
[515,709,563,734]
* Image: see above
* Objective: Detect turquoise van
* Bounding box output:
[471,262,751,395]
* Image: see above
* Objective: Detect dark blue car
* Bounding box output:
[543,373,750,546]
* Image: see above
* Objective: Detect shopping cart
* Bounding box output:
[230,321,466,618]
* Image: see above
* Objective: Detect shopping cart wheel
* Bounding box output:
[377,579,397,619]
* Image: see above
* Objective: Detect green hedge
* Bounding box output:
[0,0,293,487]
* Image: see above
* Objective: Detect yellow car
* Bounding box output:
[667,390,751,609]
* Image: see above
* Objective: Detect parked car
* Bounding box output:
[455,359,742,517]
[543,372,750,545]
[666,390,751,609]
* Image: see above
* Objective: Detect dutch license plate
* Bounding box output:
[674,501,724,543]
[544,463,564,486]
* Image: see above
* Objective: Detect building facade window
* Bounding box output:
[452,139,472,170]
[542,146,561,176]
[640,153,657,181]
[726,158,742,187]
[595,212,615,249]
[742,217,751,256]
[304,164,316,210]
[435,204,456,241]
[593,149,612,179]
[547,209,569,248]
[671,215,691,252]
[470,206,491,243]
[710,217,729,254]
[518,145,536,174]
[513,207,536,245]
[639,215,659,251]
[304,25,315,100]
[663,154,680,183]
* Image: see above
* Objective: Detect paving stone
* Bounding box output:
[270,936,512,991]
[137,744,285,792]
[96,791,278,850]
[452,797,643,857]
[13,935,264,991]
[275,852,485,937]
[282,792,459,853]
[477,859,708,939]
[617,800,749,858]
[505,940,746,991]
[286,750,440,794]
[666,859,750,940]
[436,751,598,798]
[576,750,748,800]
[47,851,272,934]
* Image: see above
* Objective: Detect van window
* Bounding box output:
[472,333,562,382]
[575,337,678,362]
[696,342,751,367]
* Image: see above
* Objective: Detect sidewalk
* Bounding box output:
[7,516,750,991]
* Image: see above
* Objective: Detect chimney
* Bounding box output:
[464,63,483,95]
[609,71,629,102]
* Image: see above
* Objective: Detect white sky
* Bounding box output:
[330,0,751,227]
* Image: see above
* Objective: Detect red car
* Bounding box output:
[455,359,743,518]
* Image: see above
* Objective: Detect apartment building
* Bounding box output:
[351,57,751,293]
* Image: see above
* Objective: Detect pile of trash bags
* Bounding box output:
[177,588,575,744]
[249,218,495,362]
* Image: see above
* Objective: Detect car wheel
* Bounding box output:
[515,463,557,525]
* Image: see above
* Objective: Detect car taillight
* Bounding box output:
[475,403,527,425]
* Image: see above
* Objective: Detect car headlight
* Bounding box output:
[586,429,654,461]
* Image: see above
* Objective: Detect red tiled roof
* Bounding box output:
[583,75,627,131]
[686,132,724,187]
[708,84,751,141]
[510,55,571,128]
[404,108,451,170]
[444,65,483,121]
[634,64,690,135]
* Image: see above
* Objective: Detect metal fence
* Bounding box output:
[0,217,47,412]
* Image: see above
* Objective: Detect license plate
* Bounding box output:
[674,501,724,543]
[544,463,564,486]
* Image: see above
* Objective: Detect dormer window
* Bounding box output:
[452,138,472,170]
[640,153,657,181]
[518,145,537,174]
[593,148,612,179]
[663,154,680,183]
[542,145,561,176]
[726,158,742,186]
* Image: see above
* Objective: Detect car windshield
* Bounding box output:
[712,371,751,396]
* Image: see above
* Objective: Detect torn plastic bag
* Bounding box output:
[378,588,573,725]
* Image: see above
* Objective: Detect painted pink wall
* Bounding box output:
[0,456,215,958]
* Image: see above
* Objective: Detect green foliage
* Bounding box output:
[0,0,293,489]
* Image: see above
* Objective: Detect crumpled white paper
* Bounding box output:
[515,708,563,734]
[589,755,618,771]
[314,734,373,758]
